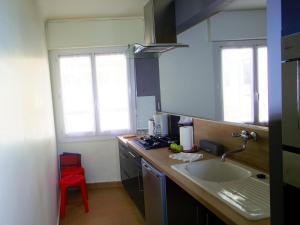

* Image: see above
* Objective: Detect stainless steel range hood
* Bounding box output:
[132,0,188,55]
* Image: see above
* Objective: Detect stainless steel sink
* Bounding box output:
[171,158,270,220]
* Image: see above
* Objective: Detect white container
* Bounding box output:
[148,119,155,136]
[160,114,169,136]
[180,126,194,151]
[153,113,169,136]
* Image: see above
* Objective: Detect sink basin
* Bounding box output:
[185,159,251,182]
[171,158,270,220]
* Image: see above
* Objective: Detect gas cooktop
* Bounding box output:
[134,135,179,150]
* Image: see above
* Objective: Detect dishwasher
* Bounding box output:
[142,159,168,225]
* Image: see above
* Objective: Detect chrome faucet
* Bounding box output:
[221,130,257,162]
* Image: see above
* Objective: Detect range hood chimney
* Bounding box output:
[132,0,188,55]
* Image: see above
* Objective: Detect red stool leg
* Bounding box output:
[83,176,88,199]
[60,185,68,219]
[80,181,89,212]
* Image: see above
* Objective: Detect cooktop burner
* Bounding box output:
[134,135,179,150]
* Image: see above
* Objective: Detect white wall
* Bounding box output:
[57,139,120,183]
[47,18,144,183]
[209,10,266,41]
[160,20,215,119]
[159,10,266,119]
[0,0,58,225]
[46,17,144,49]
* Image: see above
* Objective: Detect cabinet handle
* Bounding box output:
[196,206,199,225]
[206,213,209,225]
[297,61,300,129]
[138,171,144,192]
[143,163,152,172]
[128,151,136,158]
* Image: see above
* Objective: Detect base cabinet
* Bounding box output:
[166,178,226,225]
[118,141,145,216]
[119,140,227,224]
[206,211,227,225]
[284,184,300,224]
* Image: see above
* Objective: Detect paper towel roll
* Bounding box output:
[180,126,194,151]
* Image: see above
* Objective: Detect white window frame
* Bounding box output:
[213,39,268,126]
[49,47,136,143]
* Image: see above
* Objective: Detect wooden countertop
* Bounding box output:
[118,136,270,225]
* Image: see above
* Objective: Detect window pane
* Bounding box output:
[95,54,130,132]
[59,55,95,135]
[221,48,254,123]
[257,47,269,123]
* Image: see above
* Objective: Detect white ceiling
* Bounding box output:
[35,0,266,21]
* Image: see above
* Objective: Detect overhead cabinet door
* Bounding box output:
[282,60,300,148]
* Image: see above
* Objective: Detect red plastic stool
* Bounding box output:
[59,174,89,219]
[61,167,85,178]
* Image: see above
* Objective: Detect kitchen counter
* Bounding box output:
[117,136,270,225]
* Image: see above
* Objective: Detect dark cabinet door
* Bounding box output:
[135,57,161,111]
[282,1,300,36]
[119,143,133,183]
[126,147,144,216]
[118,142,145,216]
[205,211,226,225]
[166,177,227,225]
[284,184,300,224]
[282,61,300,148]
[119,148,129,182]
[166,178,200,225]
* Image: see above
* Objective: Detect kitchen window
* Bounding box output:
[215,40,268,125]
[50,47,135,141]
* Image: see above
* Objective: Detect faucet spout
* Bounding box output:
[220,130,257,162]
[221,145,246,162]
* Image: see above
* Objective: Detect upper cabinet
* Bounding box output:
[282,1,300,36]
[135,57,161,111]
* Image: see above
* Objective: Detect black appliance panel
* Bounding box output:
[118,142,145,216]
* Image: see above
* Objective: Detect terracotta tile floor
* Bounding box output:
[60,187,145,225]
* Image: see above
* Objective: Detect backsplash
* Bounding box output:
[193,118,269,172]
